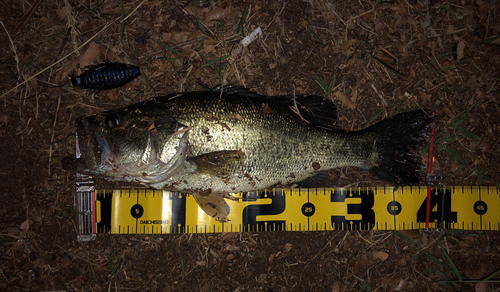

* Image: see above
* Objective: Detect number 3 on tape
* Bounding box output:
[330,189,375,230]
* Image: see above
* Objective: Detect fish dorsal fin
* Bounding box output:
[211,84,337,127]
[211,85,264,98]
[189,150,246,176]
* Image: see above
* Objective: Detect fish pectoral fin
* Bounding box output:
[189,150,246,176]
[194,192,238,223]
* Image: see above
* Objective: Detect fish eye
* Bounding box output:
[105,114,120,128]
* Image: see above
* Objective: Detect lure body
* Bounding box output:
[71,63,141,90]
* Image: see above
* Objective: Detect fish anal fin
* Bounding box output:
[295,170,339,188]
[190,150,246,176]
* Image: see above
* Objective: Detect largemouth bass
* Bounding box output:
[66,86,431,221]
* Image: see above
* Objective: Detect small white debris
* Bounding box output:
[241,27,262,47]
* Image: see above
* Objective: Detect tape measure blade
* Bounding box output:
[473,186,500,230]
[90,186,500,235]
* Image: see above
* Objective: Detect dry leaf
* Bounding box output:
[48,87,64,97]
[419,90,432,106]
[229,113,243,121]
[58,59,79,83]
[374,19,385,31]
[475,282,489,292]
[331,282,341,292]
[162,32,172,42]
[283,243,293,253]
[205,7,238,21]
[457,40,465,61]
[476,88,484,99]
[388,6,407,16]
[0,114,8,126]
[194,68,203,79]
[393,17,405,30]
[78,42,101,69]
[335,39,359,54]
[205,37,217,46]
[40,17,55,28]
[58,42,102,83]
[268,253,276,263]
[393,277,410,291]
[350,84,360,104]
[20,219,31,231]
[28,77,39,89]
[220,232,238,239]
[477,0,486,14]
[334,91,356,109]
[372,251,389,261]
[407,16,419,31]
[196,261,206,266]
[262,103,272,115]
[56,7,68,21]
[201,44,216,55]
[397,229,421,243]
[206,7,228,21]
[225,244,239,251]
[420,13,431,29]
[172,32,188,43]
[257,274,267,284]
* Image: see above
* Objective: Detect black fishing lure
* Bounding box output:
[71,62,141,90]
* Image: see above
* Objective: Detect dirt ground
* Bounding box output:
[1,0,500,291]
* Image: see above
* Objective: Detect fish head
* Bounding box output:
[70,105,189,185]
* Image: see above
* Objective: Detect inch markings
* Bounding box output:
[78,186,500,235]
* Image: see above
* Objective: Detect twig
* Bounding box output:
[263,1,287,31]
[48,96,62,177]
[0,19,21,79]
[327,4,347,27]
[289,86,310,124]
[371,84,388,107]
[57,244,101,267]
[27,112,51,145]
[53,26,72,65]
[15,0,43,34]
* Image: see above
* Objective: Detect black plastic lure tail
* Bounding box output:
[71,62,141,90]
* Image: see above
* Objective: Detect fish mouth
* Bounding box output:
[74,116,189,185]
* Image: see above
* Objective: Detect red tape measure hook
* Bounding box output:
[426,111,437,229]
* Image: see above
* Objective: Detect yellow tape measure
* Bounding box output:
[75,186,500,239]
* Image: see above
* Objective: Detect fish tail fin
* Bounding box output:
[367,109,432,185]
